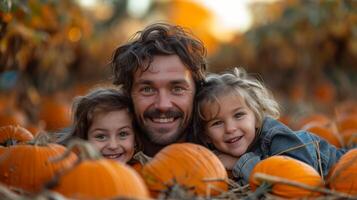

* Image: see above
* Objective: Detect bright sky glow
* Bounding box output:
[127,0,152,18]
[77,0,273,42]
[200,0,252,33]
[77,0,96,8]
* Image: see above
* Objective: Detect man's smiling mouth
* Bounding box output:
[151,117,175,123]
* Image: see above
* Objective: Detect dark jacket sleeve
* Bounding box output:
[260,128,349,178]
[296,131,349,177]
[232,152,261,185]
[231,117,352,184]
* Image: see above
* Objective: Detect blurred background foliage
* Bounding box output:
[0,0,356,133]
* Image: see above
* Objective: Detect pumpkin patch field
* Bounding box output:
[1,0,357,199]
[0,122,357,199]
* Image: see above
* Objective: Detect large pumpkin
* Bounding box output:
[0,134,77,193]
[141,143,228,197]
[328,149,357,195]
[52,140,149,200]
[0,108,27,127]
[337,115,357,147]
[38,97,71,131]
[304,125,342,148]
[337,114,357,132]
[0,125,33,146]
[249,155,323,198]
[296,114,331,130]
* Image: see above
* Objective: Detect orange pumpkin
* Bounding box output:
[339,129,357,147]
[0,134,77,193]
[0,108,27,127]
[337,114,357,132]
[52,141,149,200]
[312,80,336,105]
[141,143,228,197]
[335,100,357,120]
[305,125,342,148]
[38,97,71,131]
[328,149,357,195]
[336,114,357,147]
[296,114,331,129]
[131,161,143,174]
[249,155,323,198]
[0,125,34,146]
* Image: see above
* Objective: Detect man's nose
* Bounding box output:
[155,91,173,112]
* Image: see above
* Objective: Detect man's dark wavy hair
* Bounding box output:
[110,22,207,94]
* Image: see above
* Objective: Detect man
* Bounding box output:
[111,23,207,156]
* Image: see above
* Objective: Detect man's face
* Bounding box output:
[131,55,196,145]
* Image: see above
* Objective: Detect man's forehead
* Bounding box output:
[133,65,194,82]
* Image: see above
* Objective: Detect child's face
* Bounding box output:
[202,93,256,157]
[88,109,135,163]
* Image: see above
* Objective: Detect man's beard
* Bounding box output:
[136,108,187,145]
[144,126,185,145]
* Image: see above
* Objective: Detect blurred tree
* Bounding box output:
[209,0,357,115]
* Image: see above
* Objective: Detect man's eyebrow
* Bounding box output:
[171,79,191,85]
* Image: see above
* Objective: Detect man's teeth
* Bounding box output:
[152,118,174,123]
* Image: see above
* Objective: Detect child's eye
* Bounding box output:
[94,134,107,141]
[118,131,130,139]
[210,120,223,127]
[234,112,245,119]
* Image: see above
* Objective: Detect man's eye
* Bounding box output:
[172,86,185,94]
[140,86,155,94]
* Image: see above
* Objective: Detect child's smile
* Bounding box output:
[102,152,124,160]
[225,135,243,144]
[203,93,256,157]
[88,110,135,163]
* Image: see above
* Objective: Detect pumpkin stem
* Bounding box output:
[27,132,51,146]
[50,139,101,163]
[247,180,271,199]
[133,151,152,165]
[3,139,17,147]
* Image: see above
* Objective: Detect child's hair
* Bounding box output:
[195,67,280,145]
[71,87,133,140]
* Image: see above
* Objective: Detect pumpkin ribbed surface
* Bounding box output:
[141,143,228,197]
[0,143,77,193]
[39,99,71,131]
[329,149,357,195]
[306,125,342,148]
[53,159,149,199]
[297,114,331,129]
[0,125,34,146]
[0,108,27,127]
[249,155,323,198]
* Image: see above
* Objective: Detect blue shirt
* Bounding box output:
[232,117,351,184]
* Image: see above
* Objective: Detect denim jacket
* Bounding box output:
[232,117,350,185]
